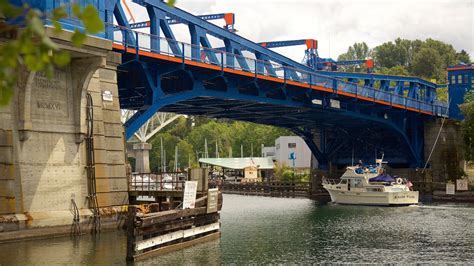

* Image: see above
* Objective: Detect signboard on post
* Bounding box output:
[446,183,455,195]
[182,181,198,209]
[207,188,219,213]
[456,179,468,191]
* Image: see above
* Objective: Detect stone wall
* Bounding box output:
[90,53,129,208]
[0,30,128,231]
[424,119,465,182]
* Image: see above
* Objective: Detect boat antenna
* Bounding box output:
[375,152,385,169]
[351,146,354,166]
[422,99,451,174]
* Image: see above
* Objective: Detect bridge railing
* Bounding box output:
[111,24,448,116]
[129,173,185,192]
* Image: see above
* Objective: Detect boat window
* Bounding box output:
[367,187,383,192]
[351,179,363,188]
[340,179,348,184]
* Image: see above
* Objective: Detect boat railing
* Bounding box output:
[322,178,340,185]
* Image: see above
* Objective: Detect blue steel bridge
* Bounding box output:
[15,0,455,169]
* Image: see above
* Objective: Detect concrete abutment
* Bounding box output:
[0,29,128,238]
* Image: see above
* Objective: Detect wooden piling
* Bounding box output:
[126,192,222,261]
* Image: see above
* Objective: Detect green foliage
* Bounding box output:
[150,132,180,172]
[147,117,293,172]
[273,163,309,182]
[337,42,372,72]
[339,37,473,159]
[436,87,448,103]
[411,47,442,80]
[373,38,412,68]
[0,2,104,106]
[127,157,136,172]
[456,50,471,64]
[376,65,409,76]
[370,38,470,83]
[461,91,474,160]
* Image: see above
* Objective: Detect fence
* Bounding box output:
[128,172,186,192]
[212,181,311,198]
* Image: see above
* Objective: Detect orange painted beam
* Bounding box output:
[448,66,474,71]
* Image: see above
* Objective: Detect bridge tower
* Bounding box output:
[448,64,473,119]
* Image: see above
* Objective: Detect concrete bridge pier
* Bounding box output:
[423,118,465,182]
[0,29,128,239]
[133,142,152,173]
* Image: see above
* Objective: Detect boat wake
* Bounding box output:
[416,204,473,211]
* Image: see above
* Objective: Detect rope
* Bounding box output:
[86,92,101,233]
[70,198,81,237]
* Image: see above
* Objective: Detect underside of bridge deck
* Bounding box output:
[118,58,426,168]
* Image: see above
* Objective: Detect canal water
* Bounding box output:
[0,195,473,264]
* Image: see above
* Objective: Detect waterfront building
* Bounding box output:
[263,136,312,169]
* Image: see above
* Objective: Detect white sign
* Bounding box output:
[311,99,322,105]
[102,90,113,102]
[446,183,455,195]
[207,188,219,214]
[456,179,468,191]
[330,99,340,109]
[182,181,198,209]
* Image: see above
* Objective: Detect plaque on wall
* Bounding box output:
[31,67,72,120]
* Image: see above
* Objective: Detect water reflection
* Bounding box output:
[0,195,472,264]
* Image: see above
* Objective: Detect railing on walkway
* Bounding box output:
[210,181,311,198]
[111,23,448,117]
[128,172,186,193]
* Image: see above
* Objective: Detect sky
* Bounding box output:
[125,0,474,63]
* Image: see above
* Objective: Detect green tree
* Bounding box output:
[411,47,442,80]
[370,38,471,83]
[376,65,409,76]
[373,40,406,68]
[456,50,471,64]
[0,1,104,105]
[166,116,193,140]
[147,115,294,172]
[337,42,372,72]
[176,139,195,169]
[191,120,248,158]
[461,91,474,160]
[149,132,180,172]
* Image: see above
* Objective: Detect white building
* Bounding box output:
[262,146,276,157]
[263,136,312,169]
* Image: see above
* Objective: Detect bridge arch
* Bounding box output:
[122,61,424,168]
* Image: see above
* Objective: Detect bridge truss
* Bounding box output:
[18,0,451,168]
[121,110,183,143]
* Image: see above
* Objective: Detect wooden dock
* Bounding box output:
[126,192,222,261]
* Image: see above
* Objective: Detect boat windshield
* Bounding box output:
[355,166,379,174]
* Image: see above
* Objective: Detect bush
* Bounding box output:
[273,163,310,182]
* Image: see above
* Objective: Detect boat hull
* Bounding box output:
[325,189,419,206]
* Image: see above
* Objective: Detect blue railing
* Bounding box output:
[112,24,448,117]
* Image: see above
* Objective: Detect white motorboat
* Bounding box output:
[322,159,418,206]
